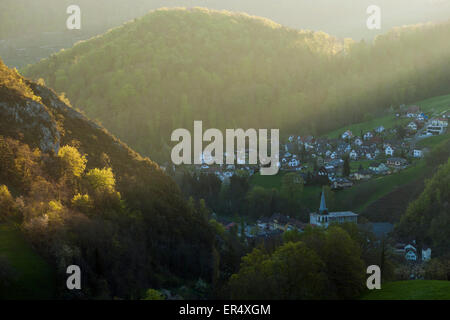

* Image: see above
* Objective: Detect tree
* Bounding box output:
[0,185,15,220]
[142,289,165,300]
[246,186,275,219]
[85,167,116,193]
[228,247,272,299]
[281,173,304,201]
[282,229,302,243]
[71,193,93,214]
[319,226,366,299]
[228,242,328,300]
[58,145,87,179]
[229,226,366,299]
[396,125,407,140]
[343,155,350,177]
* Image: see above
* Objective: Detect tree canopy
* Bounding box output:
[23,8,450,162]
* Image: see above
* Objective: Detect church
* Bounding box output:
[309,190,358,227]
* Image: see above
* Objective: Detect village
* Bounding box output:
[185,105,449,188]
[177,104,449,267]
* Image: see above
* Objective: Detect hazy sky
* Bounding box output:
[3,0,450,40]
[150,0,450,39]
[2,0,450,67]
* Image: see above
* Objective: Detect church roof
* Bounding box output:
[327,211,358,217]
[319,189,327,213]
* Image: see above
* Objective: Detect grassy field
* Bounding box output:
[361,280,450,300]
[250,171,287,189]
[350,159,373,171]
[0,224,56,300]
[324,93,450,140]
[250,172,322,209]
[325,114,408,139]
[417,131,450,149]
[335,159,429,212]
[250,158,431,213]
[416,94,450,115]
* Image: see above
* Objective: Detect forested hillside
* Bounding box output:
[0,58,215,299]
[396,159,450,257]
[23,8,450,163]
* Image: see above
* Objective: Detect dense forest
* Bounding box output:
[23,8,450,163]
[396,159,450,257]
[0,58,216,299]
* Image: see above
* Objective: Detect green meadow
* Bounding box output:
[361,281,450,300]
[0,224,56,300]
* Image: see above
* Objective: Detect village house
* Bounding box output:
[324,165,336,177]
[363,131,374,140]
[341,130,353,140]
[288,158,300,168]
[349,150,358,160]
[369,162,389,174]
[350,168,372,181]
[422,247,432,261]
[430,118,448,128]
[386,157,408,168]
[365,152,375,160]
[354,137,363,146]
[406,105,421,118]
[407,121,417,131]
[417,113,426,121]
[332,177,353,189]
[403,243,432,262]
[427,123,446,135]
[310,190,358,227]
[327,159,344,168]
[375,125,385,133]
[385,145,395,156]
[413,149,423,158]
[405,244,417,261]
[318,166,329,177]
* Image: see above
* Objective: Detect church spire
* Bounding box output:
[319,188,328,214]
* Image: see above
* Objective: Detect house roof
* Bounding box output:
[407,105,420,113]
[358,169,373,175]
[368,222,394,239]
[387,157,407,163]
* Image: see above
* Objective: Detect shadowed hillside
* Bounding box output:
[0,58,215,299]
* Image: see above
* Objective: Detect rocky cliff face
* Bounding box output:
[0,86,60,154]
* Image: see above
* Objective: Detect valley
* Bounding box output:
[0,5,449,302]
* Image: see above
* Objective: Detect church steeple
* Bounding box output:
[319,188,328,215]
